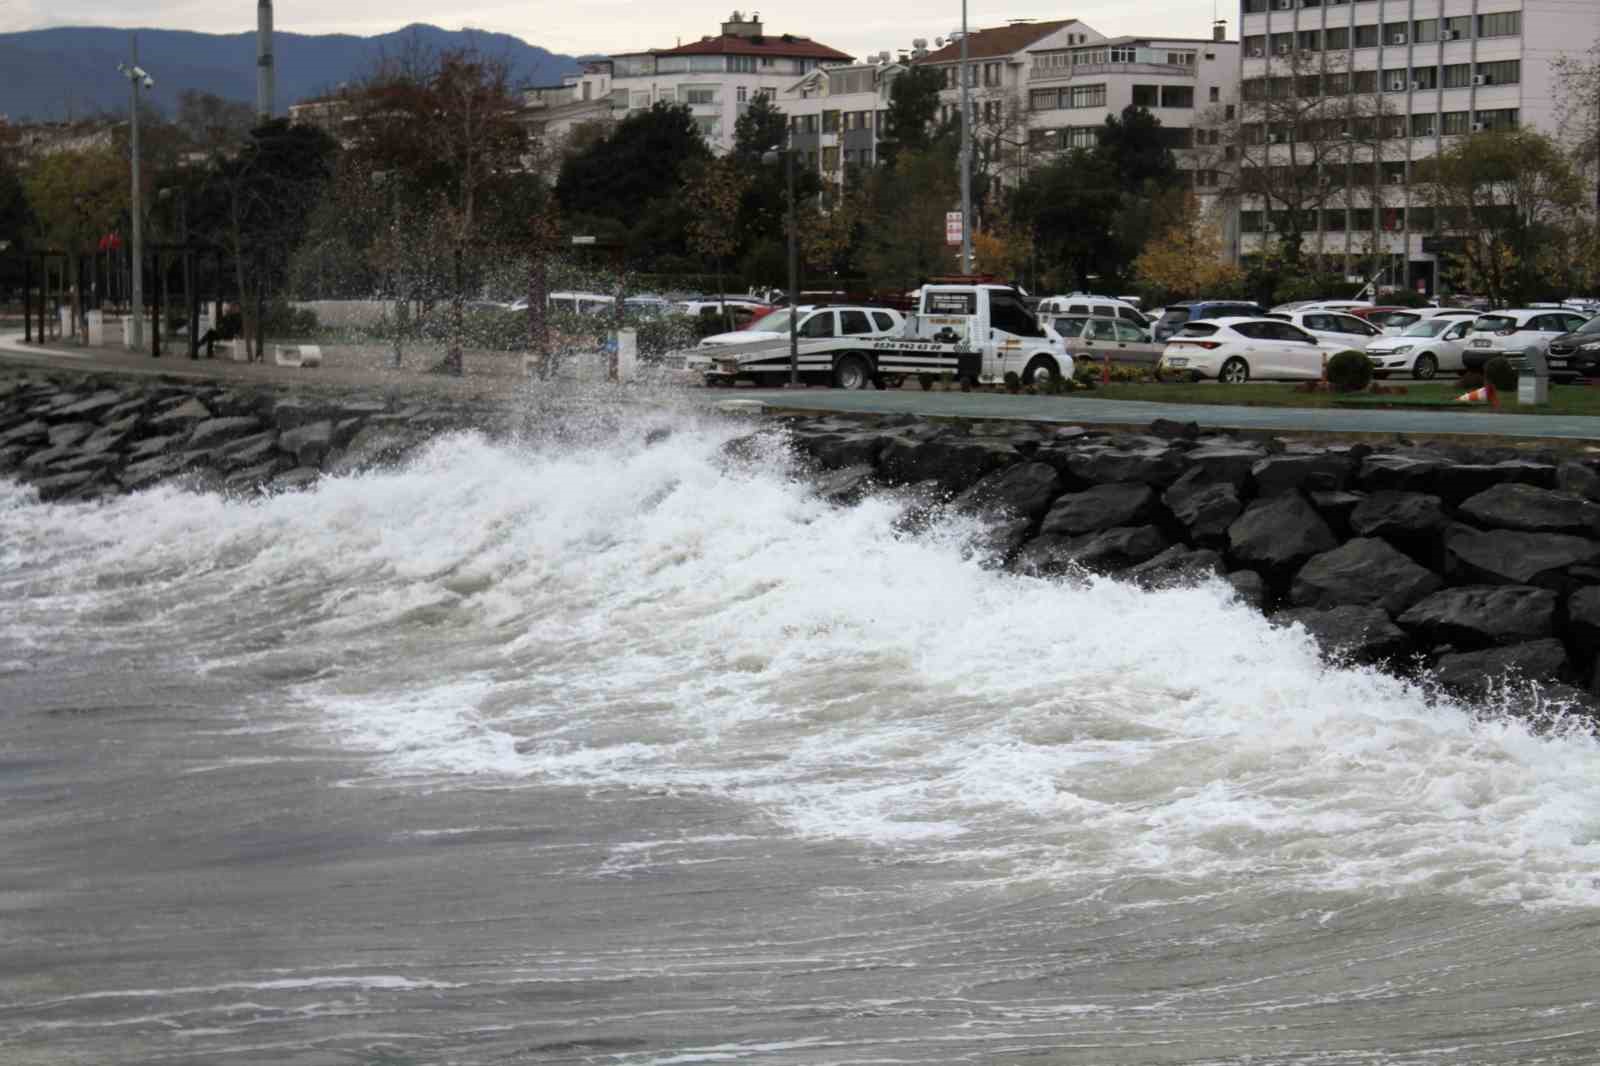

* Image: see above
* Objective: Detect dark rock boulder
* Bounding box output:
[1148,418,1200,440]
[223,458,288,493]
[1398,585,1557,649]
[271,398,338,431]
[803,432,889,470]
[1162,474,1243,543]
[879,437,1014,492]
[1227,491,1338,582]
[810,465,876,506]
[1457,483,1600,537]
[149,397,212,430]
[51,389,125,419]
[1182,445,1263,488]
[1348,491,1448,539]
[78,414,143,455]
[964,516,1035,568]
[127,434,181,460]
[1063,444,1188,487]
[1125,545,1225,589]
[188,416,265,452]
[324,423,430,476]
[1443,526,1600,589]
[1556,461,1600,503]
[1309,490,1366,537]
[1432,460,1557,504]
[1041,483,1156,536]
[278,420,335,468]
[1226,570,1269,611]
[1358,454,1444,493]
[0,419,48,446]
[953,461,1062,521]
[1251,453,1353,496]
[1012,525,1167,577]
[1273,605,1412,664]
[1567,586,1600,659]
[270,467,322,492]
[46,422,95,448]
[1290,537,1443,613]
[1432,639,1568,698]
[30,469,99,502]
[119,455,187,492]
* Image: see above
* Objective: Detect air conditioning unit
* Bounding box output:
[1473,73,1493,85]
[1387,172,1403,184]
[1268,132,1281,143]
[1471,121,1486,131]
[1409,80,1423,90]
[1391,33,1408,44]
[1420,126,1435,137]
[1250,47,1264,57]
[1444,29,1461,40]
[1275,0,1292,9]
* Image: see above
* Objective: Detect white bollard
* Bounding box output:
[616,329,638,383]
[123,315,137,349]
[85,310,104,346]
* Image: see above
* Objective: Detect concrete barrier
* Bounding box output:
[274,345,322,368]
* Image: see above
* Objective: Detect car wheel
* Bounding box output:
[1022,356,1061,387]
[1412,352,1438,380]
[1219,357,1250,384]
[833,354,872,390]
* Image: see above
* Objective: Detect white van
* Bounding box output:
[1035,294,1148,329]
[548,291,616,315]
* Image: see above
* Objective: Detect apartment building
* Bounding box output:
[574,11,854,152]
[1236,0,1600,294]
[777,60,906,200]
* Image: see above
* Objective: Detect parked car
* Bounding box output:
[547,291,617,315]
[697,305,905,347]
[1263,308,1385,349]
[1363,314,1482,379]
[1542,314,1600,381]
[1035,294,1149,328]
[1158,317,1348,382]
[1268,299,1373,315]
[1049,315,1163,363]
[1350,306,1479,335]
[1151,300,1267,342]
[1461,308,1592,370]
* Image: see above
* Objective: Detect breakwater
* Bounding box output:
[758,412,1600,717]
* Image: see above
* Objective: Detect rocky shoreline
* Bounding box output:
[751,412,1600,719]
[7,366,1600,719]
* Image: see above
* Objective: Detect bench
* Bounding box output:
[274,344,323,368]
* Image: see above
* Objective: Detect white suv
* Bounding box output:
[1461,308,1591,371]
[1035,294,1149,329]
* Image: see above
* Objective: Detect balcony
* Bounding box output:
[1029,61,1198,83]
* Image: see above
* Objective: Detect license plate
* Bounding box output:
[1549,358,1568,367]
[1472,339,1491,347]
[1166,357,1188,367]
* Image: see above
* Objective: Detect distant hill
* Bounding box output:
[0,23,585,122]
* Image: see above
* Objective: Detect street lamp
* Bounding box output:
[118,38,154,353]
[958,0,972,274]
[762,141,800,387]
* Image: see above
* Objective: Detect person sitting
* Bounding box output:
[196,303,243,359]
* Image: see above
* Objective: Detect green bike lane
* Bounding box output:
[729,385,1600,443]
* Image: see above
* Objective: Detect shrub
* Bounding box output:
[1484,355,1518,393]
[1003,371,1021,393]
[1325,349,1373,393]
[918,373,935,391]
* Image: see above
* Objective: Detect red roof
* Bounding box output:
[915,20,1078,64]
[655,33,852,61]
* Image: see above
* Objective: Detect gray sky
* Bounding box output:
[0,0,1233,59]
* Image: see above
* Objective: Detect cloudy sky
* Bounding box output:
[0,0,1231,59]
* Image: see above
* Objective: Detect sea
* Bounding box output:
[3,391,1600,1065]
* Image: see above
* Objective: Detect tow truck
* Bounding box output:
[685,282,1074,389]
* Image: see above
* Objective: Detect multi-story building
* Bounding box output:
[575,11,854,151]
[1235,0,1600,294]
[778,59,906,200]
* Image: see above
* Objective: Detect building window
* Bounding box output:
[822,110,839,133]
[1441,16,1471,40]
[1474,107,1519,131]
[1160,86,1195,108]
[1069,83,1106,108]
[1442,63,1472,88]
[1030,88,1061,111]
[821,146,839,171]
[1244,35,1266,57]
[1478,11,1520,37]
[1244,0,1267,12]
[1241,210,1263,233]
[1271,33,1294,55]
[1298,30,1322,52]
[1413,66,1438,90]
[1325,27,1349,50]
[1323,208,1347,232]
[1354,24,1379,48]
[1441,110,1470,135]
[1352,70,1378,94]
[684,87,716,105]
[728,56,757,73]
[1132,84,1158,107]
[1067,126,1099,148]
[1110,46,1136,63]
[1209,86,1220,102]
[1412,19,1439,43]
[736,86,747,103]
[1225,104,1236,120]
[1383,22,1409,45]
[1411,112,1437,136]
[1167,51,1196,65]
[1476,60,1520,86]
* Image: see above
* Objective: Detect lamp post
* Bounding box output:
[958,0,972,274]
[118,38,154,353]
[762,141,800,387]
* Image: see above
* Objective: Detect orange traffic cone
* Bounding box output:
[1456,383,1499,408]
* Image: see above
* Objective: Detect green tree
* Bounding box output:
[1011,149,1121,292]
[733,93,788,162]
[879,66,946,166]
[23,147,126,335]
[1415,128,1584,306]
[683,156,751,328]
[855,138,959,289]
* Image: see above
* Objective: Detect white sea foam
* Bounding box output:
[6,417,1600,909]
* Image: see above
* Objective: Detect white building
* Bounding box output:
[1236,0,1600,294]
[574,11,854,152]
[777,60,906,200]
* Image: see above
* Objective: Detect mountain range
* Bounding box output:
[0,23,585,122]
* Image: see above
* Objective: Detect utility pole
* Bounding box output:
[958,0,972,274]
[257,0,276,120]
[119,37,151,353]
[786,142,799,386]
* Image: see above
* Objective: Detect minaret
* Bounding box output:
[256,0,275,120]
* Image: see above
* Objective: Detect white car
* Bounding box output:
[698,305,905,347]
[1269,299,1374,315]
[1264,309,1385,349]
[1363,314,1481,379]
[1159,317,1350,383]
[1461,308,1592,371]
[1360,307,1480,335]
[1035,294,1149,329]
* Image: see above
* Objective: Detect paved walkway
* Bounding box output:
[734,385,1600,443]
